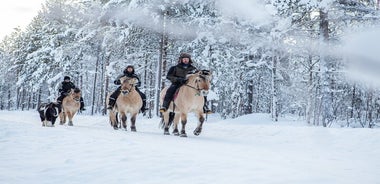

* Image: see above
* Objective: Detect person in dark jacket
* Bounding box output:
[107,65,147,113]
[159,53,211,114]
[57,76,85,111]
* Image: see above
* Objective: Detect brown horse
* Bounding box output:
[107,77,142,131]
[59,88,81,126]
[160,70,212,137]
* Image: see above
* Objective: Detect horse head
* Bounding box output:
[120,77,137,95]
[69,88,81,102]
[186,70,212,96]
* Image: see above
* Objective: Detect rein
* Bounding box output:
[184,75,207,96]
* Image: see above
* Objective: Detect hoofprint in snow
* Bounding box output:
[0,111,379,184]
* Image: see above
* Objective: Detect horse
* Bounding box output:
[59,88,81,126]
[107,77,142,131]
[160,70,212,137]
[38,102,61,127]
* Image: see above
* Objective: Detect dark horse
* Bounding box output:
[38,102,62,127]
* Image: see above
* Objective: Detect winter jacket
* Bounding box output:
[114,73,141,87]
[167,63,197,85]
[58,81,76,95]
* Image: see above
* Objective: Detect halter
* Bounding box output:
[121,78,135,95]
[184,74,210,96]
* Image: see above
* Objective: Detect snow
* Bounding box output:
[0,111,379,184]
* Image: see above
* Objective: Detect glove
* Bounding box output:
[114,80,121,85]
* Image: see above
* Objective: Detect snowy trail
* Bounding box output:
[0,111,379,184]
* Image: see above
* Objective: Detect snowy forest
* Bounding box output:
[0,0,380,128]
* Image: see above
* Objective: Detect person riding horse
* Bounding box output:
[107,65,147,113]
[159,53,212,114]
[57,76,85,111]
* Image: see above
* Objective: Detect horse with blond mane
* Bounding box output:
[160,70,212,137]
[107,77,142,131]
[59,88,81,126]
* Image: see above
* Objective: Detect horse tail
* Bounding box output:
[159,112,175,129]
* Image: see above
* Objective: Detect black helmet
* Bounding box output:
[64,76,71,80]
[178,53,193,63]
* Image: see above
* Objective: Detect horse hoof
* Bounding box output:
[113,127,118,130]
[164,131,170,135]
[180,133,187,137]
[131,127,136,132]
[173,129,179,136]
[68,123,73,126]
[193,128,202,136]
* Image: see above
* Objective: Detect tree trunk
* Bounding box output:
[271,52,278,122]
[155,10,169,116]
[319,9,332,127]
[306,55,314,125]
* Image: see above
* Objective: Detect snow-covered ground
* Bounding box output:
[0,110,379,184]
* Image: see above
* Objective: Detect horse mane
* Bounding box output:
[73,88,81,93]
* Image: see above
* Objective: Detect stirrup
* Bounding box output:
[107,105,113,110]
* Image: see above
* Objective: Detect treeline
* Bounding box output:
[0,0,379,127]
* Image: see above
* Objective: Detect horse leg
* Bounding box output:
[68,111,73,126]
[194,113,205,136]
[180,113,188,137]
[172,113,180,136]
[163,112,170,135]
[121,113,127,130]
[109,111,117,130]
[130,113,137,132]
[59,112,66,125]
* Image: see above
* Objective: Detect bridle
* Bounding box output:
[121,78,135,95]
[185,74,210,96]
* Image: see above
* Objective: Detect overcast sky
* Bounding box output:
[0,0,45,40]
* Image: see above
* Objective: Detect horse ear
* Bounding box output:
[201,70,211,76]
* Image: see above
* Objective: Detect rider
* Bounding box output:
[107,65,147,113]
[159,53,211,114]
[57,76,85,111]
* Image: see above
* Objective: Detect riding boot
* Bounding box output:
[137,89,148,113]
[160,84,180,113]
[57,95,64,105]
[203,104,212,114]
[107,98,116,110]
[80,97,85,111]
[107,88,121,110]
[141,99,147,113]
[203,96,212,114]
[160,100,170,113]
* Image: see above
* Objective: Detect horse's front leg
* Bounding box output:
[130,113,137,132]
[67,111,74,126]
[121,112,127,130]
[180,113,188,137]
[193,112,205,136]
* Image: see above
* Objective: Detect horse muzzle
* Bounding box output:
[121,90,130,95]
[200,90,209,96]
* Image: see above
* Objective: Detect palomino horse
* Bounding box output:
[59,88,81,126]
[107,77,142,131]
[160,70,212,137]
